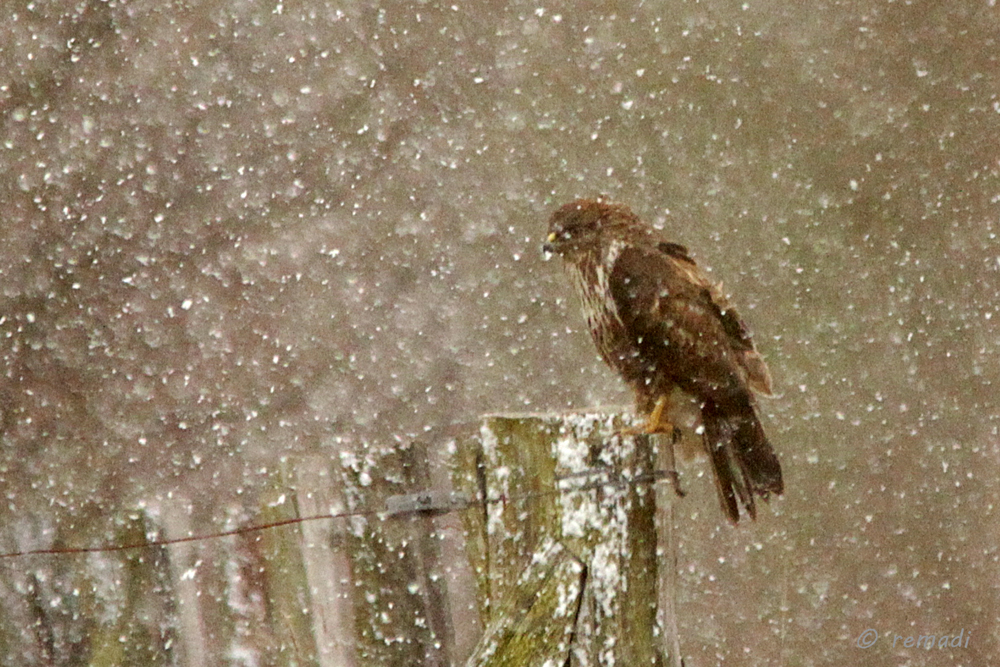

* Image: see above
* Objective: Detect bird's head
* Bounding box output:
[543,198,634,260]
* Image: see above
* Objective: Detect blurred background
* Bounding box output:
[1,0,997,665]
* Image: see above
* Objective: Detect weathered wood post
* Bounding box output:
[456,412,670,666]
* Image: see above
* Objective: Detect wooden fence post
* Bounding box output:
[455,412,671,666]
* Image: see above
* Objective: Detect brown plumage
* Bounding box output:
[544,198,782,523]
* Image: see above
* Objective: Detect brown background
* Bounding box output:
[1,0,997,665]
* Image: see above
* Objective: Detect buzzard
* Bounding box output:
[544,198,782,523]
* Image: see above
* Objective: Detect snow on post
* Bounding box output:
[457,412,670,666]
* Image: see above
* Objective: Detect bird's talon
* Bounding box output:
[617,422,678,440]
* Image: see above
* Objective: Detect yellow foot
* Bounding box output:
[615,395,687,497]
[619,395,679,441]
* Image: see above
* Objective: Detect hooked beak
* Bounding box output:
[541,231,557,260]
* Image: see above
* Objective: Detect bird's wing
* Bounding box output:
[660,243,773,395]
[609,242,772,397]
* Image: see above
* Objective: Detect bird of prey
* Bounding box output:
[543,198,782,523]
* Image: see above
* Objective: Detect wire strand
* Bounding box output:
[0,468,678,560]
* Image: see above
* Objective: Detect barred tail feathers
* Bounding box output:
[701,395,783,523]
